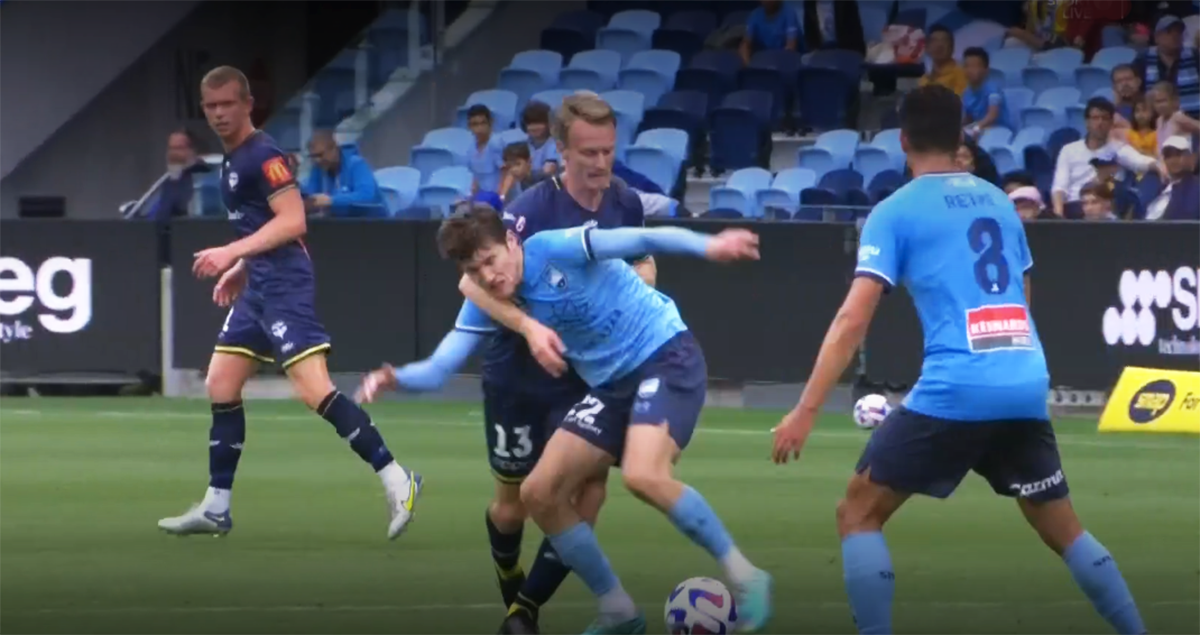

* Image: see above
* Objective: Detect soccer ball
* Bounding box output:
[853,394,892,429]
[664,577,737,634]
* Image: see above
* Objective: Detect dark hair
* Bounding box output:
[900,84,963,155]
[963,46,989,66]
[502,142,531,162]
[171,127,204,153]
[1131,98,1156,131]
[1080,180,1115,201]
[928,24,954,47]
[1110,63,1137,80]
[1084,97,1116,119]
[1002,172,1035,189]
[437,204,507,264]
[466,104,493,122]
[521,101,551,128]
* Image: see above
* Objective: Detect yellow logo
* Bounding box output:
[262,157,293,188]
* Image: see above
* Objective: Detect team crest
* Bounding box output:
[546,265,567,289]
[227,171,239,190]
[638,378,660,399]
[270,320,288,339]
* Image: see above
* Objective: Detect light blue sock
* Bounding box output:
[668,486,734,559]
[1063,532,1145,635]
[548,522,619,597]
[842,532,894,635]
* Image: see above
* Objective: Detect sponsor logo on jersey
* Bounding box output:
[965,304,1033,352]
[1102,267,1199,357]
[262,157,293,189]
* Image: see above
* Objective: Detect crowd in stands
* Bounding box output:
[131,0,1200,223]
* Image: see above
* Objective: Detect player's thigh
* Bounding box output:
[855,407,991,500]
[482,386,549,484]
[284,354,336,410]
[213,295,275,369]
[626,331,708,458]
[523,421,615,512]
[205,351,259,403]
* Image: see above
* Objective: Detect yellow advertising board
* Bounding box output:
[1098,367,1200,434]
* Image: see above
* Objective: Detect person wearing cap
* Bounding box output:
[1051,98,1158,217]
[1135,15,1199,120]
[1007,186,1048,221]
[1148,134,1200,220]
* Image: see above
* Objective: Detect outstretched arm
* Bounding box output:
[393,330,483,391]
[575,226,759,263]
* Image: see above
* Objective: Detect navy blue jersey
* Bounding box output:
[220,131,309,292]
[462,176,647,397]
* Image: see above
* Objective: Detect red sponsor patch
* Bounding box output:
[262,157,293,189]
[966,304,1034,352]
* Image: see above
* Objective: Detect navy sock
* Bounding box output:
[486,509,524,578]
[1063,532,1146,635]
[208,401,245,489]
[317,391,394,471]
[842,532,895,635]
[514,538,573,614]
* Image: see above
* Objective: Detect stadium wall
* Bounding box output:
[2,219,1196,395]
[358,0,584,169]
[0,2,310,220]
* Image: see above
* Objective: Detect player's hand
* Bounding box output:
[193,246,238,279]
[771,408,816,464]
[355,364,397,404]
[706,229,760,263]
[310,194,333,208]
[521,317,568,378]
[212,266,247,307]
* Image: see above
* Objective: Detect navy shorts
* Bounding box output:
[856,406,1069,502]
[482,383,583,482]
[214,289,331,368]
[560,331,707,460]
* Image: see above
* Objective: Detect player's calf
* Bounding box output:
[488,481,529,609]
[836,470,908,635]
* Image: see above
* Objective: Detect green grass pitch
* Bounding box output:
[1,397,1197,634]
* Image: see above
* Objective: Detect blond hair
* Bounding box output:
[552,91,616,147]
[202,66,251,100]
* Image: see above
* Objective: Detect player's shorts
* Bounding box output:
[482,383,583,483]
[214,289,331,369]
[560,331,707,460]
[856,406,1069,503]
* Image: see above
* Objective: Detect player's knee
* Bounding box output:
[621,466,671,506]
[1019,497,1084,555]
[836,484,886,537]
[489,496,527,531]
[205,365,246,403]
[284,355,336,410]
[519,474,558,519]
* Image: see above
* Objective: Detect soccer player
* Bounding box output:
[436,207,774,634]
[771,84,1145,635]
[157,66,421,539]
[361,92,659,635]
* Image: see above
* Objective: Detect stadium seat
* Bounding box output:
[1091,46,1136,71]
[1021,86,1081,131]
[1073,66,1110,103]
[495,129,530,147]
[709,90,773,173]
[674,50,742,113]
[608,9,662,34]
[739,49,803,125]
[625,128,689,194]
[977,126,1014,152]
[509,50,564,82]
[818,168,864,197]
[796,187,838,221]
[852,146,893,190]
[796,67,855,130]
[1003,87,1035,134]
[1065,104,1086,135]
[755,167,817,216]
[454,90,518,130]
[702,208,744,219]
[708,167,773,217]
[797,129,860,177]
[499,51,563,112]
[651,10,717,66]
[410,128,474,183]
[368,11,424,88]
[374,166,422,216]
[1092,86,1116,103]
[595,10,661,64]
[541,10,606,61]
[1020,66,1062,98]
[1100,24,1127,48]
[600,90,646,161]
[529,89,574,110]
[618,50,681,108]
[1024,126,1079,177]
[990,48,1032,87]
[639,90,708,169]
[417,166,473,216]
[868,169,904,203]
[1032,47,1084,83]
[560,50,623,91]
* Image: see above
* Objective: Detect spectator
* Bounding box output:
[149,129,212,220]
[801,0,865,55]
[465,104,502,192]
[740,0,800,65]
[1051,98,1158,216]
[962,48,1011,137]
[1126,98,1160,158]
[496,142,547,206]
[1008,186,1047,220]
[301,130,386,218]
[1006,0,1068,51]
[955,137,1001,185]
[1002,172,1036,194]
[521,101,560,175]
[1136,16,1200,119]
[1150,81,1200,160]
[1079,180,1118,220]
[1111,63,1144,122]
[918,26,966,96]
[1148,135,1200,219]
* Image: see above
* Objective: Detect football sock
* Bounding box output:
[485,510,525,607]
[1063,532,1145,635]
[514,538,573,615]
[317,391,394,472]
[207,401,245,510]
[548,522,635,620]
[668,486,748,578]
[842,531,895,635]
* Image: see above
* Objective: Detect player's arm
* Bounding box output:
[228,153,307,260]
[626,193,657,287]
[458,274,537,335]
[560,226,754,262]
[395,300,492,390]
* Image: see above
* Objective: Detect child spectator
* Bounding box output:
[961,47,1011,137]
[1127,98,1159,159]
[1080,180,1118,220]
[521,101,560,175]
[466,104,501,193]
[1007,186,1046,221]
[496,142,546,206]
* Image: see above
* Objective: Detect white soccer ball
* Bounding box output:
[664,577,737,634]
[853,394,892,429]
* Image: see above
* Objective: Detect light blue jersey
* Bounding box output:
[856,172,1049,421]
[518,226,687,386]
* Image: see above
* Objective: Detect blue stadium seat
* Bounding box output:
[541,11,606,62]
[455,90,519,130]
[977,126,1014,152]
[499,50,563,112]
[510,50,565,82]
[756,167,817,216]
[796,187,837,221]
[651,10,717,66]
[990,48,1032,88]
[608,9,662,34]
[797,129,860,177]
[530,89,574,110]
[1003,87,1035,131]
[1065,104,1086,135]
[868,128,904,172]
[1032,47,1084,83]
[675,50,741,113]
[807,48,865,83]
[618,50,681,108]
[1091,86,1116,103]
[739,49,803,125]
[495,129,530,147]
[1021,86,1081,131]
[417,166,473,216]
[375,166,422,216]
[703,208,745,219]
[554,9,606,32]
[1073,66,1110,103]
[600,90,646,161]
[596,10,660,65]
[411,128,474,183]
[625,128,689,193]
[852,146,893,191]
[868,169,904,203]
[708,167,773,217]
[1100,24,1127,48]
[265,108,302,152]
[560,50,623,91]
[797,67,855,131]
[709,90,773,172]
[1091,46,1136,71]
[818,168,864,197]
[721,10,750,29]
[1020,66,1061,98]
[639,90,707,168]
[991,126,1046,173]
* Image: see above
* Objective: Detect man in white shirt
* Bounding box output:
[1051,98,1157,217]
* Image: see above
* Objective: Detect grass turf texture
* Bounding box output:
[1,398,1197,635]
